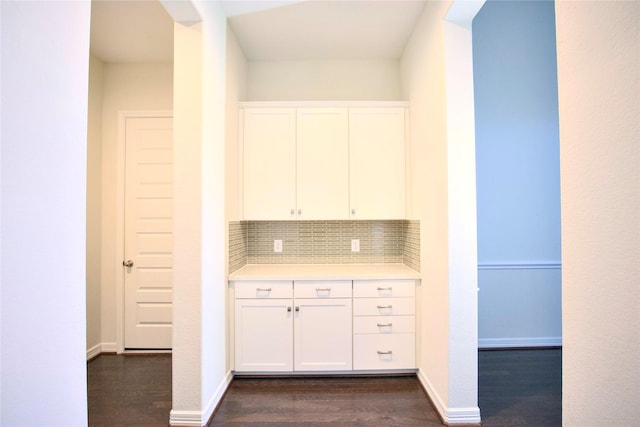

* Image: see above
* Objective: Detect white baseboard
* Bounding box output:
[417,369,481,425]
[86,342,118,360]
[101,341,117,353]
[86,344,102,360]
[170,371,233,426]
[479,336,562,349]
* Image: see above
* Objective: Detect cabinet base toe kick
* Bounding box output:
[232,369,418,377]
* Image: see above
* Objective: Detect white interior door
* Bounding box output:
[124,116,173,349]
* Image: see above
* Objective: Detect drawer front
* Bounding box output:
[353,280,415,298]
[234,281,293,299]
[353,297,415,316]
[353,334,416,370]
[353,315,415,334]
[294,280,352,299]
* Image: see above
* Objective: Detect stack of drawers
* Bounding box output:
[353,280,416,370]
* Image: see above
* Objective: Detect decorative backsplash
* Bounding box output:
[229,220,420,272]
[229,221,249,273]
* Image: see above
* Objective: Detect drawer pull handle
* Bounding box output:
[377,323,393,328]
[316,288,331,293]
[377,305,392,309]
[377,350,393,355]
[377,287,392,291]
[256,288,272,292]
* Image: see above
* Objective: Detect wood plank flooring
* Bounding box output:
[479,349,562,426]
[87,349,561,426]
[210,376,442,426]
[87,353,172,426]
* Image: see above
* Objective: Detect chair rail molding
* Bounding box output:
[478,261,562,270]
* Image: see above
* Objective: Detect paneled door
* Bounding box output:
[124,116,173,349]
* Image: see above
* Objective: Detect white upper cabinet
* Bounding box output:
[242,108,296,220]
[241,104,407,220]
[296,108,349,219]
[349,108,406,219]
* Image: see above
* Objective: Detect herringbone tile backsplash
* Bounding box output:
[229,220,420,273]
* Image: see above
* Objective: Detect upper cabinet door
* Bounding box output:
[243,108,296,220]
[349,108,406,219]
[296,108,349,220]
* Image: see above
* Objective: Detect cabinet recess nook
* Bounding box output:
[239,102,408,220]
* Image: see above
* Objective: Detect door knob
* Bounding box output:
[123,260,134,268]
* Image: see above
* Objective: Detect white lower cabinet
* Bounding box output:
[233,280,352,373]
[234,281,294,372]
[233,278,416,373]
[294,281,352,371]
[353,280,416,370]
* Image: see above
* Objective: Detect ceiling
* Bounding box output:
[90,0,427,63]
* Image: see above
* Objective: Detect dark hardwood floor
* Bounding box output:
[87,353,172,426]
[210,376,442,426]
[479,349,562,426]
[87,349,561,426]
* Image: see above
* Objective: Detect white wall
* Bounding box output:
[473,0,562,348]
[100,63,173,350]
[225,27,247,373]
[225,27,248,224]
[170,1,234,424]
[400,0,482,423]
[477,267,561,347]
[402,0,451,412]
[199,1,231,417]
[247,59,402,101]
[171,20,204,422]
[1,1,90,424]
[556,2,640,425]
[87,54,104,358]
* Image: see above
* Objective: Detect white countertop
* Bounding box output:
[228,263,421,281]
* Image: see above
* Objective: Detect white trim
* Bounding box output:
[86,344,102,360]
[417,369,482,425]
[478,261,562,270]
[168,410,202,427]
[447,407,483,425]
[239,101,409,109]
[122,349,172,354]
[201,371,234,425]
[101,342,117,353]
[169,371,234,426]
[116,110,173,353]
[86,342,121,360]
[479,337,562,349]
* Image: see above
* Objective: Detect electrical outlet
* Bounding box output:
[351,239,360,252]
[274,240,283,253]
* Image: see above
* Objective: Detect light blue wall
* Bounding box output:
[473,0,562,347]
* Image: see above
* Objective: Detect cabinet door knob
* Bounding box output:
[290,209,295,216]
[295,306,300,312]
[351,208,356,215]
[298,209,302,216]
[287,306,292,312]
